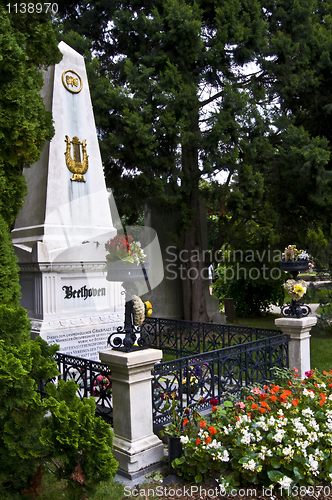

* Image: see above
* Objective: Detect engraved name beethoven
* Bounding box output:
[62,285,106,300]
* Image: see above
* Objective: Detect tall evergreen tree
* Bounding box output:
[56,0,268,320]
[55,0,332,317]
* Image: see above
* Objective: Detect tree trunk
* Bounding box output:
[180,193,210,322]
[180,113,209,323]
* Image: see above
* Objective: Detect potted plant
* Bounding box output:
[160,393,205,474]
[280,245,313,317]
[280,244,314,278]
[105,234,147,282]
[159,393,186,474]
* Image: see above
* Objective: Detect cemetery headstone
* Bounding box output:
[12,42,125,360]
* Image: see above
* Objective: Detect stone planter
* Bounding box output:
[106,261,148,282]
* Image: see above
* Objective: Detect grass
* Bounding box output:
[231,312,283,330]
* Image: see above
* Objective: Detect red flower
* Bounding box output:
[183,418,189,427]
[208,426,217,436]
[246,396,254,401]
[185,408,190,414]
[196,438,201,446]
[292,399,299,407]
[288,381,292,387]
[251,403,259,409]
[212,406,218,412]
[269,395,277,402]
[199,420,207,428]
[210,398,218,406]
[205,436,212,444]
[259,408,265,413]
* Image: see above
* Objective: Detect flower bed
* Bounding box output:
[171,368,332,497]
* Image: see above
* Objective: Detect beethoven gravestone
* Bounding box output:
[11,42,125,361]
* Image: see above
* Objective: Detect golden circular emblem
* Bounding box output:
[62,70,83,94]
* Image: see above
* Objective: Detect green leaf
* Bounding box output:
[267,470,284,482]
[271,458,281,469]
[293,467,304,481]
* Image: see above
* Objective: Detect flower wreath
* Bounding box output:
[132,295,145,326]
[285,279,307,301]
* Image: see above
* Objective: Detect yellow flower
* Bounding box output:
[293,283,306,297]
[144,301,153,316]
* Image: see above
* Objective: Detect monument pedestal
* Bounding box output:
[99,348,164,478]
[275,316,317,378]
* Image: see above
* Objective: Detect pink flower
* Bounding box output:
[251,387,262,395]
[235,402,245,410]
[305,371,313,378]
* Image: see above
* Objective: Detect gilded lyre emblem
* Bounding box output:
[65,136,89,182]
[62,70,83,94]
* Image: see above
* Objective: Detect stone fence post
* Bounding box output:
[99,348,164,479]
[275,317,317,378]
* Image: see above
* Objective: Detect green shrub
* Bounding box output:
[0,304,118,499]
[213,268,284,317]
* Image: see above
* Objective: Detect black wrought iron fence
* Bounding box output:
[152,333,289,427]
[37,322,289,429]
[143,317,281,357]
[38,352,113,424]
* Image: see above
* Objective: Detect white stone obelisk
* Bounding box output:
[11,42,124,360]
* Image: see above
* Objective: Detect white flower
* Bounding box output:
[257,419,268,431]
[273,430,285,443]
[298,251,310,260]
[282,446,293,457]
[258,446,269,460]
[303,388,315,398]
[308,419,319,431]
[267,416,276,426]
[255,430,262,442]
[308,455,319,476]
[242,459,257,472]
[302,408,314,417]
[278,476,292,489]
[207,439,220,449]
[217,450,229,462]
[180,435,189,444]
[293,418,307,435]
[240,433,251,445]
